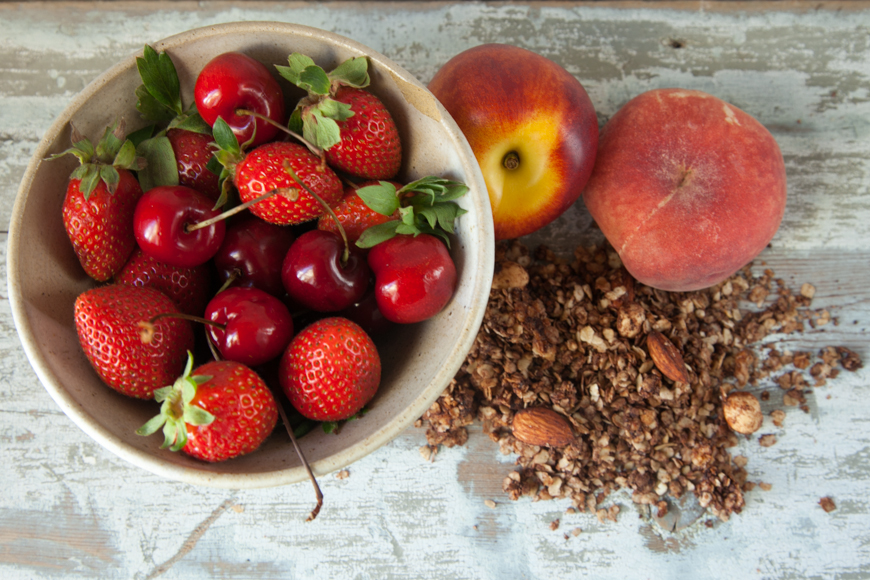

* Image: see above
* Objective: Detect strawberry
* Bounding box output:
[74,284,195,399]
[212,119,343,225]
[166,128,220,200]
[136,354,278,462]
[115,247,212,316]
[132,45,219,198]
[279,317,381,422]
[56,121,144,282]
[277,53,401,180]
[317,181,401,243]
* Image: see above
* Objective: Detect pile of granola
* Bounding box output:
[417,241,862,522]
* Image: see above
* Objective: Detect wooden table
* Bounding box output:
[2,2,869,578]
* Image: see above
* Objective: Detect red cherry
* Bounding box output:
[204,287,294,367]
[133,185,226,268]
[213,215,295,297]
[338,286,395,336]
[367,234,457,324]
[194,52,285,149]
[282,230,369,312]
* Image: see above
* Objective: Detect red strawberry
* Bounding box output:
[277,53,401,180]
[224,138,343,225]
[166,128,220,200]
[136,355,278,462]
[74,284,194,399]
[115,247,212,316]
[57,122,144,282]
[324,86,401,180]
[317,181,401,243]
[279,317,381,422]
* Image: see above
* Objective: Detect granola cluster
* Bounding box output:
[418,241,862,522]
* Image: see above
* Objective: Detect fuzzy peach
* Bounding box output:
[582,88,786,292]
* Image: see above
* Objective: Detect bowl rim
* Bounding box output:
[7,21,494,488]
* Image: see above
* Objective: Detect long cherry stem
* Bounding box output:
[276,399,323,521]
[236,108,323,159]
[186,188,294,233]
[282,161,351,265]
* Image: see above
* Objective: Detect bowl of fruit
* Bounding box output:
[7,21,494,491]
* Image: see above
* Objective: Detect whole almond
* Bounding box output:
[647,331,690,383]
[511,407,575,447]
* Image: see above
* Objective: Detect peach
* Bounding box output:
[582,89,786,292]
[429,44,598,240]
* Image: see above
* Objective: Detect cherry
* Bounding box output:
[282,229,370,312]
[204,287,294,367]
[194,52,286,149]
[133,185,226,268]
[338,286,394,336]
[367,233,457,324]
[213,215,295,297]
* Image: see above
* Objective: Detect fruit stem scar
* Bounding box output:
[503,151,520,171]
[677,168,692,188]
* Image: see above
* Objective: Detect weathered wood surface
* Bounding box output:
[2,2,869,578]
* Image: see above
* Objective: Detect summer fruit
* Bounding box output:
[115,247,211,316]
[213,215,295,297]
[337,288,394,337]
[317,182,401,243]
[74,284,194,399]
[166,128,220,200]
[280,317,381,422]
[133,184,226,268]
[278,53,401,179]
[133,45,218,196]
[282,229,370,312]
[212,121,343,225]
[194,51,286,149]
[581,88,787,292]
[428,43,599,240]
[367,233,457,324]
[56,121,144,282]
[136,354,278,462]
[204,287,294,367]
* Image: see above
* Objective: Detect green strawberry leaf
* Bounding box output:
[136,45,183,116]
[95,121,125,164]
[276,53,318,86]
[328,56,370,89]
[322,421,338,434]
[136,413,167,437]
[317,98,354,122]
[288,108,304,134]
[302,109,342,150]
[126,124,156,148]
[136,84,176,123]
[113,139,140,170]
[170,111,212,135]
[78,165,102,198]
[183,406,215,426]
[212,117,242,155]
[395,222,421,236]
[136,135,179,191]
[98,165,120,194]
[298,65,331,95]
[355,181,400,216]
[355,220,400,248]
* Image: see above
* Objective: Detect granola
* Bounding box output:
[419,240,863,522]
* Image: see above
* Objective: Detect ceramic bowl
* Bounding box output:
[7,22,493,488]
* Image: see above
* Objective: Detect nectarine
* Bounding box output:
[429,44,598,240]
[582,89,787,292]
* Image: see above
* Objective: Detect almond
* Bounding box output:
[647,331,690,383]
[511,407,575,447]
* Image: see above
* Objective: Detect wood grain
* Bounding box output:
[1,2,869,579]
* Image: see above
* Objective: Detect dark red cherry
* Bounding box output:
[133,185,226,268]
[338,286,394,336]
[204,287,294,367]
[213,215,295,297]
[194,52,285,149]
[367,234,457,324]
[281,230,369,312]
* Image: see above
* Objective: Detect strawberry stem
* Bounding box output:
[276,399,323,521]
[282,161,351,265]
[186,188,294,232]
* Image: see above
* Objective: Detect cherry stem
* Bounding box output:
[236,108,323,159]
[148,312,226,331]
[276,399,323,522]
[282,160,351,265]
[186,188,290,233]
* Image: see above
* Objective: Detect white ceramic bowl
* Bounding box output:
[7,22,493,488]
